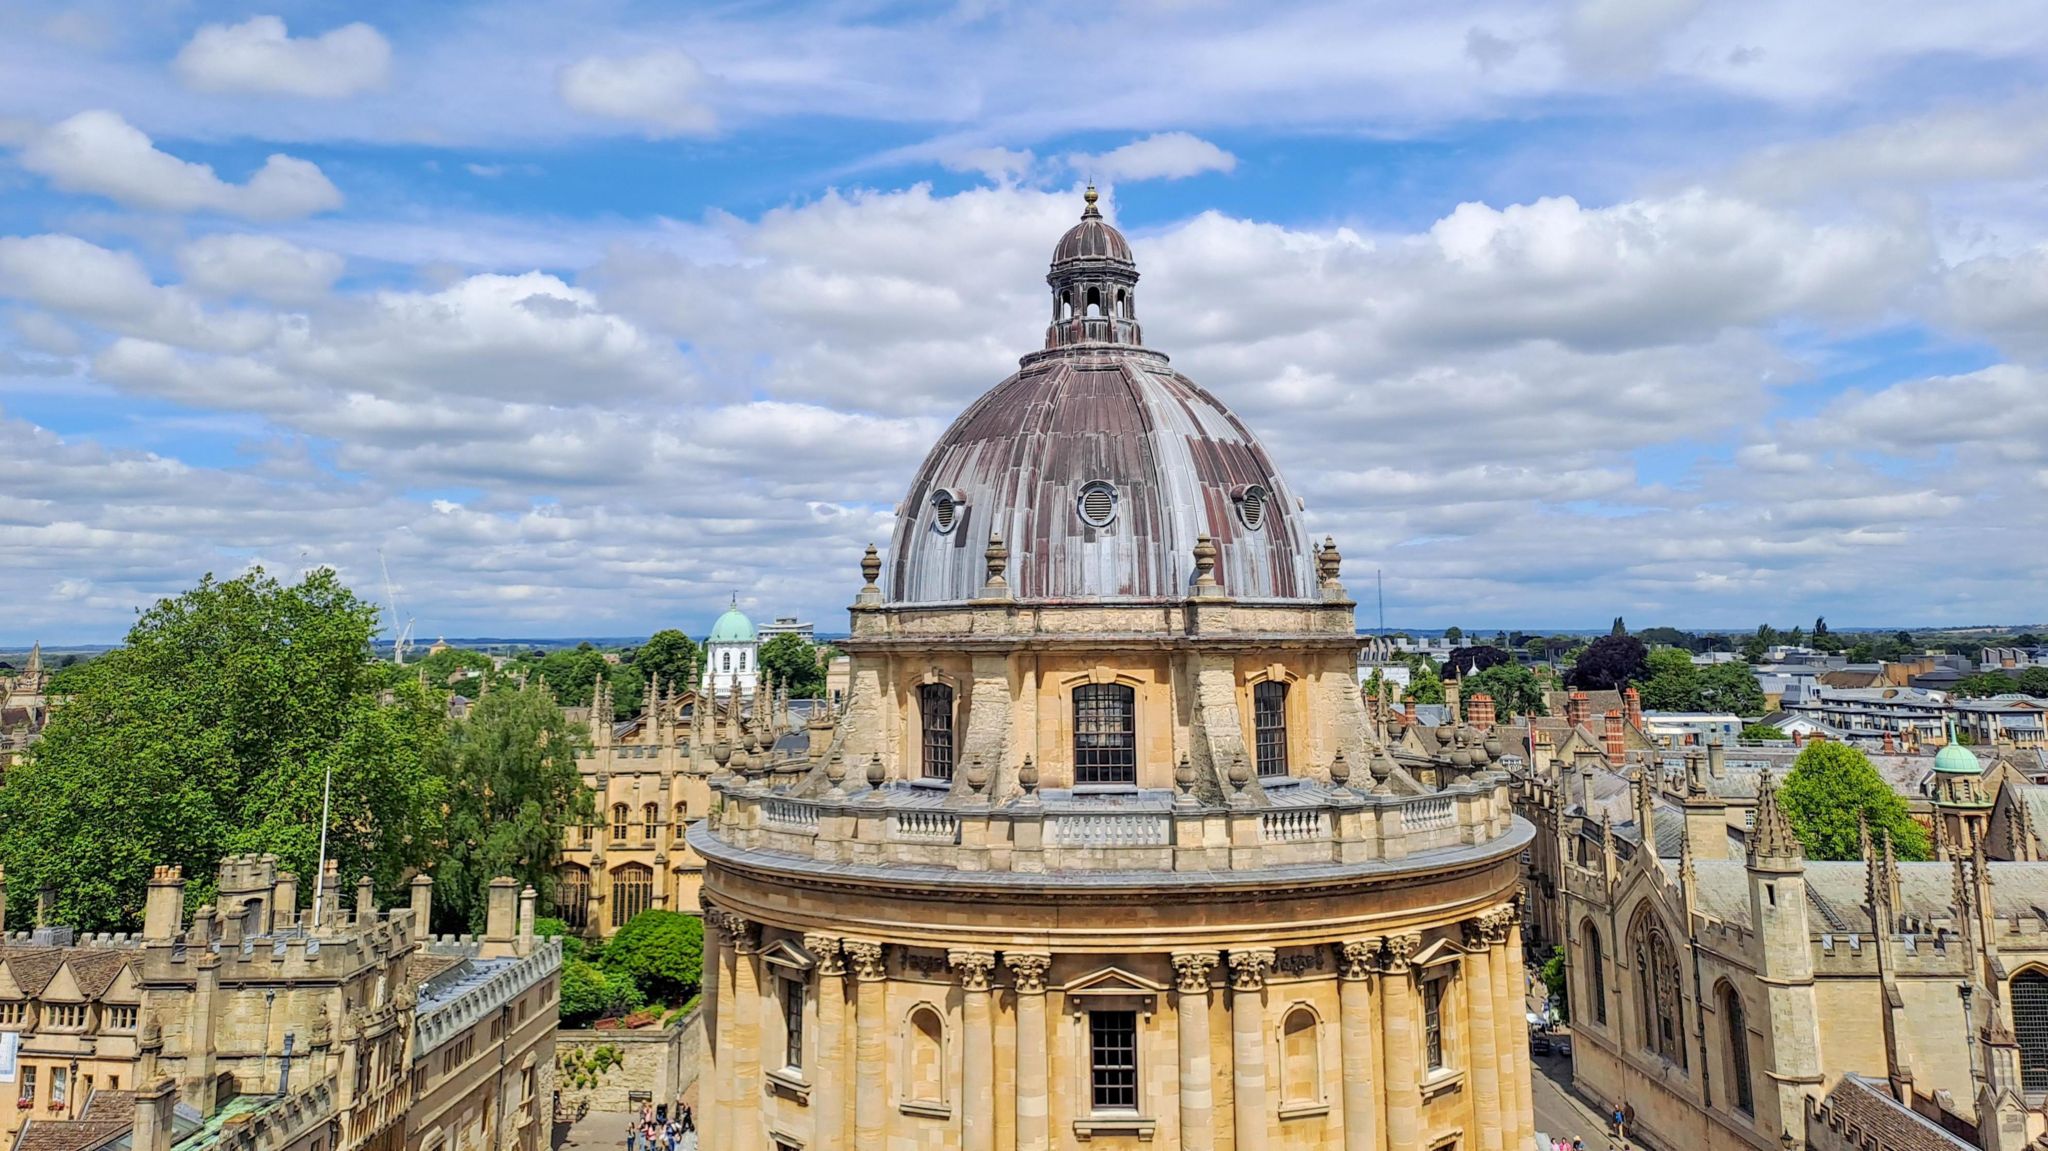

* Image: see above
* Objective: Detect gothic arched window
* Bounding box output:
[642,803,660,842]
[554,865,590,931]
[1722,984,1754,1114]
[610,803,630,842]
[1074,683,1136,785]
[920,683,955,780]
[673,802,689,839]
[1584,922,1608,1025]
[611,864,652,927]
[2015,969,2048,1091]
[1630,908,1686,1068]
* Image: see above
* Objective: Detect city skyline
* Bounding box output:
[4,2,2047,643]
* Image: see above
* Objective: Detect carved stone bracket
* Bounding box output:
[1227,948,1275,992]
[948,949,998,992]
[1171,951,1219,995]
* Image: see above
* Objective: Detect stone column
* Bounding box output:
[726,914,762,1151]
[803,935,847,1148]
[1379,934,1424,1151]
[1463,918,1503,1151]
[1500,909,1532,1150]
[1172,952,1219,1151]
[1336,941,1379,1151]
[950,950,998,1151]
[1228,949,1275,1151]
[1007,953,1053,1151]
[846,941,888,1149]
[703,909,729,1151]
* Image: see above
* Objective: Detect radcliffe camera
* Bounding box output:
[0,8,2038,1151]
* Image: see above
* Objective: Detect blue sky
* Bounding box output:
[4,0,2048,643]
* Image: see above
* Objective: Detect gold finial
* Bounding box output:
[1084,184,1098,206]
[1081,183,1101,218]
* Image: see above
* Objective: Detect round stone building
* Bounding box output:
[692,190,1534,1151]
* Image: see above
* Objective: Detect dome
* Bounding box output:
[1934,738,1981,775]
[887,190,1320,604]
[708,605,755,644]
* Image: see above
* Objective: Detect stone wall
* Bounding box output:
[556,1007,705,1115]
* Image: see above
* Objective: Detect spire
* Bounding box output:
[1748,768,1805,868]
[24,642,40,674]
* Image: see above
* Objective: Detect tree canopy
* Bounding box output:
[1636,649,1766,715]
[1953,672,2023,699]
[759,633,829,699]
[1460,663,1547,721]
[1445,644,1512,676]
[634,629,701,690]
[0,568,446,929]
[431,680,593,933]
[1568,634,1648,690]
[1778,742,1929,862]
[602,909,705,1005]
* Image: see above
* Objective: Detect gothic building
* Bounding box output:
[690,190,1534,1151]
[1554,732,2048,1151]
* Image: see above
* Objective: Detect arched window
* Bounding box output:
[1722,984,1754,1114]
[2015,969,2048,1091]
[673,802,689,839]
[1116,289,1128,318]
[1254,680,1289,778]
[722,651,731,672]
[611,804,630,842]
[1630,908,1686,1068]
[611,864,652,928]
[554,865,590,931]
[904,1005,946,1106]
[920,683,955,780]
[1060,292,1073,321]
[1281,1006,1322,1105]
[1086,287,1102,317]
[1584,923,1608,1025]
[1074,684,1136,785]
[642,803,660,842]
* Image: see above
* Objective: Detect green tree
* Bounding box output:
[634,629,702,690]
[2017,668,2048,698]
[1778,742,1930,862]
[1813,616,1829,638]
[1636,647,1701,710]
[1462,663,1548,721]
[1443,626,1463,643]
[431,680,594,933]
[0,568,444,930]
[602,909,705,1005]
[559,958,643,1027]
[1540,947,1569,1023]
[1954,672,2019,699]
[1611,616,1628,636]
[1569,634,1648,690]
[759,633,828,699]
[1402,659,1446,706]
[413,645,496,688]
[1740,722,1789,742]
[1697,662,1767,716]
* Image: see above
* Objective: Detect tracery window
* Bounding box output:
[1722,985,1754,1114]
[554,865,590,930]
[2015,969,2048,1091]
[920,683,955,780]
[611,864,652,928]
[1254,680,1289,777]
[1074,684,1136,785]
[1631,909,1687,1068]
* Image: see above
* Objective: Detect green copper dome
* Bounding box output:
[1934,738,1981,775]
[708,605,756,644]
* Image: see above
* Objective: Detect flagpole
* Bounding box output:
[309,761,334,926]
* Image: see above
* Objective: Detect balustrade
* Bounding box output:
[890,810,960,843]
[1259,808,1327,843]
[1048,812,1171,847]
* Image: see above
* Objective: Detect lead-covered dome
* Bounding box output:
[887,190,1319,604]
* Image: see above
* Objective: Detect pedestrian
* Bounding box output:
[625,1116,638,1151]
[680,1105,694,1135]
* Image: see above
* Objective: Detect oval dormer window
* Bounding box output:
[1077,480,1118,529]
[1236,484,1271,531]
[929,488,965,535]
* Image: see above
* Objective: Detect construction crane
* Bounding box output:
[378,549,415,666]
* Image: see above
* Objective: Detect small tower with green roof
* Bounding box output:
[702,595,759,700]
[1930,719,1991,858]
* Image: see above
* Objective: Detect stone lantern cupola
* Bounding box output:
[1045,186,1143,349]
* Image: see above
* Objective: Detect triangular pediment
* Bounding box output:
[759,938,815,972]
[102,965,140,1005]
[1411,937,1464,969]
[0,964,24,1001]
[42,962,83,1003]
[1061,966,1167,996]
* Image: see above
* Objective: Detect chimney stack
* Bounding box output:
[354,875,376,927]
[133,1079,178,1151]
[410,874,434,935]
[36,886,56,928]
[1469,693,1496,733]
[1566,691,1590,729]
[1604,711,1625,768]
[1623,686,1643,729]
[482,877,520,958]
[518,885,537,957]
[271,872,298,934]
[1707,739,1725,780]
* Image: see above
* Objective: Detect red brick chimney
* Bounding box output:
[1623,685,1643,729]
[1567,691,1590,729]
[1604,711,1625,767]
[1469,693,1496,733]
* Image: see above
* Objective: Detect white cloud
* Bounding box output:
[19,110,343,220]
[557,48,716,137]
[174,15,392,98]
[941,147,1036,183]
[0,234,273,352]
[1067,132,1236,183]
[178,234,345,303]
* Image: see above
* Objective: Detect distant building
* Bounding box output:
[1783,686,1947,745]
[1,642,50,772]
[0,857,558,1151]
[1641,712,1742,746]
[754,616,814,642]
[700,602,759,701]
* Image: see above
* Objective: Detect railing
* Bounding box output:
[1403,796,1455,831]
[890,810,960,843]
[1049,812,1171,847]
[762,798,820,832]
[1261,808,1328,843]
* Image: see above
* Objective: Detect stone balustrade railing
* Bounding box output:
[702,772,1516,876]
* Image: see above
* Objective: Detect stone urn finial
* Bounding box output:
[1330,749,1351,789]
[984,531,1009,591]
[1318,534,1342,586]
[1019,755,1039,797]
[1192,534,1220,591]
[860,544,881,589]
[965,755,989,793]
[865,752,885,789]
[1228,751,1251,791]
[1175,752,1196,795]
[826,751,847,793]
[713,737,733,769]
